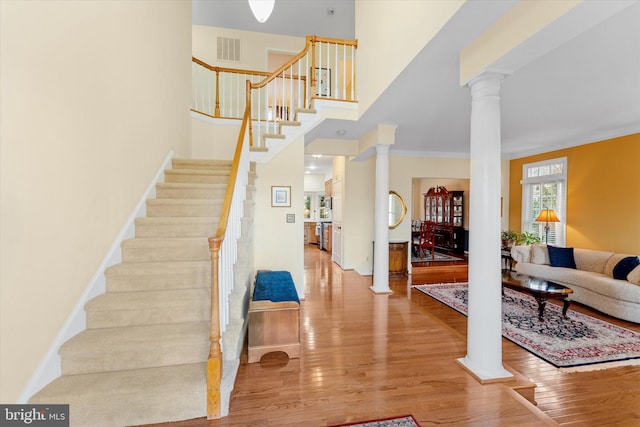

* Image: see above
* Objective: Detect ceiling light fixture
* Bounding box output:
[248,0,275,23]
[312,154,322,158]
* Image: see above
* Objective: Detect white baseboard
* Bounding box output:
[18,150,178,403]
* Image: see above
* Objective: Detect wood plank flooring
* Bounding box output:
[145,247,640,426]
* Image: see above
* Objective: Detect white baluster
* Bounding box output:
[334,42,338,98]
[297,59,301,110]
[305,53,310,107]
[318,41,322,97]
[342,43,346,99]
[327,41,330,96]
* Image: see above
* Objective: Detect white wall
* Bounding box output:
[343,157,375,275]
[304,174,326,193]
[193,25,304,71]
[253,139,305,299]
[191,115,241,160]
[0,0,191,402]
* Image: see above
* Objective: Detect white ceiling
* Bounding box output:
[193,0,640,176]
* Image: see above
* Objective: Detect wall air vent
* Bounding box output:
[217,37,241,62]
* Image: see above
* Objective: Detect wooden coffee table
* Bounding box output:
[501,270,574,321]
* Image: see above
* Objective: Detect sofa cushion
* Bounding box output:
[548,245,576,269]
[531,244,550,265]
[628,265,640,286]
[613,256,640,280]
[605,253,638,277]
[510,245,531,264]
[573,248,613,274]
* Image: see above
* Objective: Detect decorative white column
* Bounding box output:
[457,72,512,381]
[371,144,391,294]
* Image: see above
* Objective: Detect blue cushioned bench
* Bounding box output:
[248,271,301,363]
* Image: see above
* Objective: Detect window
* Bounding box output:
[521,157,567,245]
[304,192,330,221]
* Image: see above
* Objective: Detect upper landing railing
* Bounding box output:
[192,35,358,149]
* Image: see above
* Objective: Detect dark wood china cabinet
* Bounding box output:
[424,186,465,254]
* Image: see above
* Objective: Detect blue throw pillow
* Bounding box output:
[613,256,640,280]
[547,245,576,269]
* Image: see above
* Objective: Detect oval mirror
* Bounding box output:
[388,191,407,229]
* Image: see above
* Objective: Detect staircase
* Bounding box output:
[29,158,256,426]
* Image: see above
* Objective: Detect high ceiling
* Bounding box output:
[193,0,640,175]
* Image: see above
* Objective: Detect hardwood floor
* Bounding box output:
[147,247,640,426]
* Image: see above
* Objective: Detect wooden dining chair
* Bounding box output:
[413,221,435,259]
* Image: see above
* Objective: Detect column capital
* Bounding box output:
[465,69,511,87]
[375,144,391,155]
[467,71,508,100]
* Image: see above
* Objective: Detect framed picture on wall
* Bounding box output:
[271,186,291,207]
[313,67,331,96]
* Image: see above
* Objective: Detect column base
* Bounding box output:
[456,356,513,383]
[369,285,392,294]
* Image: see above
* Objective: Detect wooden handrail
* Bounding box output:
[250,35,357,91]
[207,103,251,420]
[250,37,313,90]
[192,57,272,77]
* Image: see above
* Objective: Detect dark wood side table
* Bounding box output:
[501,249,514,271]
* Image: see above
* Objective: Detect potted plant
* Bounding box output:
[516,231,541,246]
[501,230,518,248]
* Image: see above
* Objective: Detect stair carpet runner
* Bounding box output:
[29,159,245,426]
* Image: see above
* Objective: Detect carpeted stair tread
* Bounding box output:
[164,171,229,184]
[134,216,219,238]
[146,198,223,217]
[121,237,209,262]
[105,261,210,292]
[155,182,227,199]
[172,158,232,170]
[85,288,210,328]
[60,322,209,375]
[29,363,207,427]
[30,157,254,424]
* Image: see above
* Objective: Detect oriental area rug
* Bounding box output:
[414,283,640,370]
[331,415,420,427]
[411,251,463,263]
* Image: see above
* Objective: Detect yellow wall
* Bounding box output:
[0,0,191,402]
[509,134,640,254]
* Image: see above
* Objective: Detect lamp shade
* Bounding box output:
[249,0,275,23]
[535,209,560,223]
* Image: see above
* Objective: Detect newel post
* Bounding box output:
[214,67,221,118]
[246,80,253,147]
[207,237,222,420]
[309,36,317,107]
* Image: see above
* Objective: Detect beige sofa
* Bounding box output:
[510,244,640,323]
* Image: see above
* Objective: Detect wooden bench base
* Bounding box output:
[247,300,300,363]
